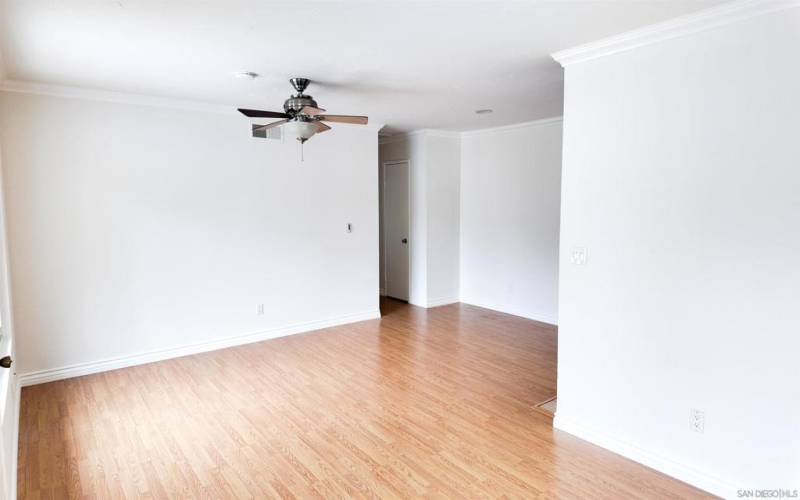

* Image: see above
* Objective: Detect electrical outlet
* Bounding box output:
[689,408,705,433]
[570,246,588,265]
[257,303,265,316]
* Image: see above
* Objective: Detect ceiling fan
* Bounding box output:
[238,78,368,144]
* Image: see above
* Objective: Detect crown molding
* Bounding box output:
[460,116,563,138]
[378,117,564,145]
[1,80,387,134]
[0,79,549,138]
[378,133,418,145]
[412,129,461,139]
[0,79,238,115]
[552,0,800,67]
[378,135,404,145]
[379,128,460,145]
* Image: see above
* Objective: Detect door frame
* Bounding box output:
[381,160,412,301]
[0,145,18,500]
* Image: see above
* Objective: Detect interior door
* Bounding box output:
[383,161,410,301]
[0,151,16,499]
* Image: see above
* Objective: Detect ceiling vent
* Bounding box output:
[251,123,282,141]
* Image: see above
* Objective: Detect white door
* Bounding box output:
[0,152,17,499]
[383,161,410,301]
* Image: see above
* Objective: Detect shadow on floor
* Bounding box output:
[379,296,409,316]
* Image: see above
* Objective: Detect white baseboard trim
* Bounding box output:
[553,414,735,498]
[424,296,460,308]
[406,289,428,308]
[459,299,558,326]
[18,310,381,387]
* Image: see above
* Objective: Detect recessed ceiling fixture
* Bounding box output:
[237,78,368,160]
[475,109,493,115]
[234,71,259,80]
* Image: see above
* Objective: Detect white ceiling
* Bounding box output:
[0,0,724,133]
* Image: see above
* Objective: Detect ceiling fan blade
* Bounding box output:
[238,108,289,119]
[300,106,326,116]
[253,119,289,132]
[315,121,332,134]
[318,114,368,125]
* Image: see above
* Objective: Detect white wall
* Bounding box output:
[378,132,460,307]
[460,119,562,324]
[555,6,800,496]
[423,134,460,306]
[0,90,381,379]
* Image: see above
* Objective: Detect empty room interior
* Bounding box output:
[0,0,797,498]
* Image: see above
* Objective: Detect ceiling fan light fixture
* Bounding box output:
[284,119,318,142]
[236,78,368,146]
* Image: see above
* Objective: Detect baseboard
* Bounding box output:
[425,296,460,308]
[18,309,381,387]
[553,414,735,498]
[459,299,558,326]
[408,297,426,308]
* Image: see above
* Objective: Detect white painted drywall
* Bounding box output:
[423,134,460,307]
[378,132,460,307]
[460,120,562,324]
[0,91,381,377]
[556,7,800,495]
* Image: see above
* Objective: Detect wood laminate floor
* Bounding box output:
[18,299,711,499]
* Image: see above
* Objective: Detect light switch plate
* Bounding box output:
[570,246,588,265]
[690,408,705,434]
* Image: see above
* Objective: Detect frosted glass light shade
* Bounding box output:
[283,120,317,141]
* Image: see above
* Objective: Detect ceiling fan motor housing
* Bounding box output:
[284,77,317,115]
[283,94,318,115]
